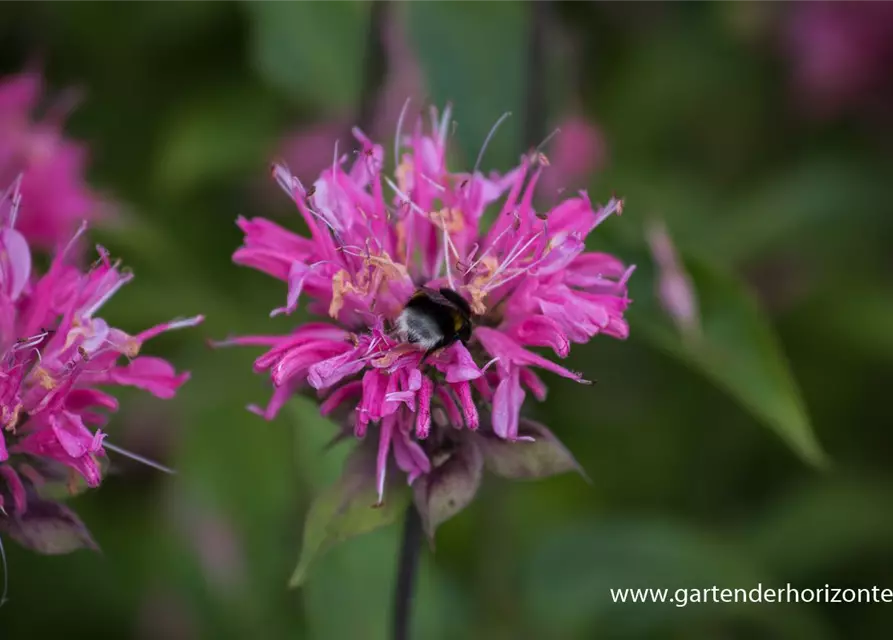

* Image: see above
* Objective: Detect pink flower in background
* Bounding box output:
[538,115,606,197]
[278,9,425,186]
[784,1,893,118]
[0,181,202,553]
[647,218,700,338]
[0,72,102,250]
[228,106,632,537]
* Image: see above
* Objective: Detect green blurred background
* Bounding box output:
[2,1,893,638]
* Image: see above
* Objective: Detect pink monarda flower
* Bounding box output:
[230,106,632,537]
[538,115,606,198]
[784,1,893,119]
[647,218,700,339]
[0,182,202,554]
[0,72,101,250]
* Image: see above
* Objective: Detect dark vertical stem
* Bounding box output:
[356,0,390,135]
[524,0,550,148]
[392,504,423,640]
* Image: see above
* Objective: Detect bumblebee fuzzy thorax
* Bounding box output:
[396,287,473,355]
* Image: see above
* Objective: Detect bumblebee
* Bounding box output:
[396,287,473,361]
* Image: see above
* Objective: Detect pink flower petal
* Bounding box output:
[108,356,191,399]
[492,368,525,440]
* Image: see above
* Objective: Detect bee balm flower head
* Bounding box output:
[0,180,202,554]
[0,72,103,251]
[230,106,633,537]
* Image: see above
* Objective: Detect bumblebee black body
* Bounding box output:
[396,287,473,362]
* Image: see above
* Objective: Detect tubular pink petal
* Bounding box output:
[0,228,31,301]
[453,380,479,430]
[475,327,586,383]
[107,357,191,399]
[135,315,205,343]
[306,347,366,390]
[319,381,363,416]
[270,261,312,317]
[392,430,430,485]
[376,415,395,504]
[519,368,548,402]
[416,375,434,439]
[443,342,483,383]
[510,316,571,358]
[492,368,524,440]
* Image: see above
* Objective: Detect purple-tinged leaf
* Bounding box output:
[475,418,589,481]
[0,499,98,555]
[413,437,483,541]
[289,442,409,587]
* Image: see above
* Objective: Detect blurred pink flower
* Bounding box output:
[226,107,632,536]
[784,1,893,118]
[647,218,699,337]
[0,72,104,250]
[277,9,426,186]
[0,182,202,553]
[538,115,606,198]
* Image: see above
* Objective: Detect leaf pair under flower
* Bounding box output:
[290,418,583,587]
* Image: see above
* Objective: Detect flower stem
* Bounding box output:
[392,504,422,640]
[357,0,389,134]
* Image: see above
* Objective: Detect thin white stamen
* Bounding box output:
[465,243,480,261]
[1,174,23,228]
[83,273,133,318]
[305,204,340,235]
[443,218,455,290]
[535,127,562,153]
[8,184,22,229]
[438,103,453,148]
[384,178,428,220]
[12,332,49,351]
[481,356,500,372]
[0,174,22,204]
[404,196,415,269]
[593,197,623,228]
[485,252,549,292]
[160,315,204,332]
[0,534,8,607]
[418,173,446,192]
[272,163,305,198]
[103,441,177,475]
[473,111,512,177]
[394,97,411,166]
[61,221,89,261]
[494,230,545,279]
[464,225,515,274]
[618,264,637,288]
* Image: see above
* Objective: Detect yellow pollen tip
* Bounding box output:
[433,207,465,233]
[33,367,57,390]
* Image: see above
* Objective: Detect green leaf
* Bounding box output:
[0,498,99,555]
[744,479,893,579]
[631,256,826,467]
[521,518,833,639]
[412,437,483,541]
[247,0,368,110]
[289,444,409,587]
[408,1,528,170]
[475,418,588,481]
[698,157,891,265]
[153,84,281,195]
